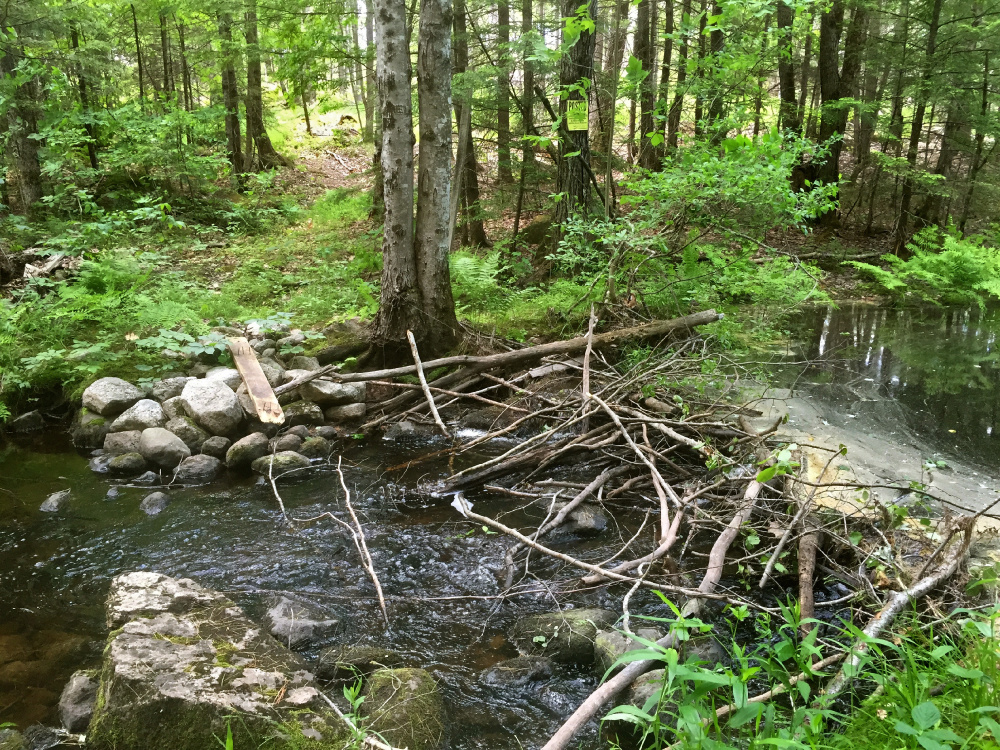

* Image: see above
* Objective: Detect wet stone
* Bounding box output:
[263,595,339,649]
[107,452,147,476]
[315,426,338,440]
[58,670,97,733]
[593,627,664,675]
[88,454,112,474]
[106,487,121,500]
[178,379,243,436]
[9,410,45,432]
[480,655,555,687]
[283,400,324,427]
[133,471,161,486]
[324,403,366,423]
[510,608,619,665]
[316,645,404,681]
[172,455,222,485]
[70,408,109,448]
[200,435,231,460]
[272,433,303,453]
[0,729,25,750]
[139,492,171,515]
[226,433,269,470]
[103,430,141,456]
[39,490,70,513]
[301,380,365,407]
[138,427,191,469]
[288,355,320,371]
[299,436,331,460]
[165,417,210,452]
[251,451,310,476]
[362,668,446,750]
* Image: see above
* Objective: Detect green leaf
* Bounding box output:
[727,703,763,728]
[894,721,920,736]
[849,531,863,546]
[756,466,777,483]
[947,663,984,679]
[911,701,941,731]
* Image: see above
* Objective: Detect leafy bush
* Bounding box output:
[848,228,1000,308]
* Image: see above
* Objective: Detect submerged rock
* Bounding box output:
[593,627,664,675]
[138,427,191,469]
[178,379,243,436]
[563,504,608,535]
[480,655,555,687]
[40,490,70,513]
[251,451,310,476]
[510,608,618,664]
[263,595,339,649]
[109,399,166,432]
[133,471,161,486]
[362,668,446,750]
[87,572,347,750]
[316,645,404,681]
[0,729,25,750]
[70,408,109,448]
[82,377,144,417]
[9,410,45,432]
[172,455,222,485]
[59,670,98,732]
[226,433,269,469]
[139,492,171,515]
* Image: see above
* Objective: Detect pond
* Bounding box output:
[1,303,997,747]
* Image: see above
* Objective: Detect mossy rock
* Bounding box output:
[510,607,618,664]
[0,729,25,750]
[316,645,404,681]
[593,627,664,676]
[362,668,445,750]
[251,450,311,476]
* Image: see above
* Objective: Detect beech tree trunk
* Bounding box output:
[453,0,490,247]
[416,0,461,350]
[244,0,286,171]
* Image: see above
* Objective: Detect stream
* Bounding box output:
[2,303,998,747]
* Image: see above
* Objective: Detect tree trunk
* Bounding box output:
[0,49,43,214]
[131,3,145,106]
[693,0,705,137]
[521,0,536,169]
[598,0,630,157]
[218,14,243,175]
[635,0,656,168]
[371,0,420,351]
[656,0,672,157]
[244,0,286,170]
[776,0,800,133]
[959,51,989,235]
[666,0,690,151]
[416,0,461,351]
[159,10,172,97]
[301,85,313,135]
[453,0,490,246]
[555,0,598,223]
[798,12,813,127]
[916,104,965,227]
[363,0,376,141]
[497,0,513,182]
[71,23,100,170]
[177,19,194,110]
[705,0,724,142]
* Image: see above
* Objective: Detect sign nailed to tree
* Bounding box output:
[566,101,588,131]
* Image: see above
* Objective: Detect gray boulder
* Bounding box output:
[563,504,608,535]
[138,427,191,469]
[288,355,321,371]
[627,668,672,720]
[684,636,727,666]
[315,426,338,440]
[226,433,270,469]
[301,380,365,406]
[283,400,324,427]
[480,655,554,687]
[299,436,331,460]
[286,425,310,439]
[87,572,348,750]
[257,358,285,388]
[384,420,435,440]
[362,669,445,750]
[510,608,618,664]
[263,596,339,649]
[251,338,275,353]
[272,433,303,453]
[594,627,664,675]
[109,399,166,432]
[276,332,305,349]
[70,408,110,448]
[165,417,210,452]
[251,451,310,476]
[173,455,222,485]
[9,410,44,432]
[103,430,141,456]
[178,379,243,436]
[82,377,144,416]
[205,367,242,391]
[150,377,192,402]
[40,490,70,513]
[200,436,231,460]
[160,396,184,421]
[235,383,256,417]
[59,670,98,732]
[139,492,171,515]
[108,452,147,476]
[89,455,112,474]
[316,645,404,681]
[324,403,366,422]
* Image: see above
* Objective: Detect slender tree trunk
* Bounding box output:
[636,0,656,168]
[656,0,673,155]
[776,0,800,133]
[798,12,813,130]
[0,50,42,214]
[555,0,598,222]
[363,0,376,141]
[916,104,965,227]
[416,0,461,350]
[71,23,100,170]
[244,0,286,170]
[693,0,706,136]
[895,0,942,248]
[598,0,630,157]
[372,0,419,350]
[159,10,172,97]
[959,51,989,235]
[521,0,536,169]
[177,19,193,110]
[497,0,513,182]
[131,3,146,106]
[453,0,490,246]
[666,0,690,151]
[301,85,312,135]
[705,0,724,142]
[218,14,243,175]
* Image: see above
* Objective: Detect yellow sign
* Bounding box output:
[566,101,588,132]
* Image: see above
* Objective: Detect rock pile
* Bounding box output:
[70,332,368,492]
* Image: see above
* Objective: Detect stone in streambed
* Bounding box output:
[165,417,209,452]
[70,408,109,448]
[563,504,608,535]
[362,668,445,750]
[172,455,222,485]
[315,426,338,440]
[282,400,324,427]
[82,377,144,417]
[87,572,348,750]
[301,380,365,406]
[226,433,270,469]
[109,399,166,432]
[324,403,366,423]
[40,490,70,513]
[272,433,303,453]
[287,355,320,371]
[205,367,242,390]
[251,451,310,476]
[299,436,331,459]
[316,645,404,681]
[593,627,664,675]
[8,410,44,432]
[178,379,242,436]
[108,452,147,476]
[0,729,25,750]
[161,396,184,420]
[200,436,231,460]
[133,471,161,486]
[510,608,618,665]
[150,377,192,402]
[480,655,554,687]
[59,670,98,732]
[138,427,191,469]
[684,635,727,666]
[139,492,171,515]
[263,595,338,649]
[103,430,141,456]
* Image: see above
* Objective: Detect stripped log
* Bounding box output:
[228,337,284,424]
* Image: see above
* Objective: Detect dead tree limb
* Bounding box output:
[407,330,449,437]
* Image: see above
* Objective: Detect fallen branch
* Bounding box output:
[336,457,389,626]
[407,330,449,437]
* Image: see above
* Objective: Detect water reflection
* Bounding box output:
[779,303,1000,468]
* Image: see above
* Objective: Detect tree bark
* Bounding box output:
[453,0,490,246]
[244,0,286,170]
[693,0,706,136]
[521,0,536,169]
[416,0,461,351]
[598,0,629,157]
[363,0,376,141]
[131,3,145,106]
[159,9,172,97]
[71,23,100,170]
[705,0,724,142]
[555,0,598,223]
[776,0,800,133]
[177,19,194,110]
[959,51,989,235]
[666,0,690,151]
[0,49,43,214]
[635,0,656,169]
[218,13,243,175]
[497,0,513,182]
[656,0,673,156]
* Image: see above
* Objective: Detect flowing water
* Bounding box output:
[1,303,998,747]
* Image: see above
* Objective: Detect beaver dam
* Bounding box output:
[1,309,998,750]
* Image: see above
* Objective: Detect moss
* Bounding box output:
[362,668,445,750]
[214,639,239,668]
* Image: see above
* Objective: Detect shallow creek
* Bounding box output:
[1,303,998,747]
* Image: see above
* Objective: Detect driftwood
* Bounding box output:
[228,337,284,424]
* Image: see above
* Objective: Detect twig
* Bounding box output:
[407,330,449,437]
[581,305,596,433]
[337,457,389,626]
